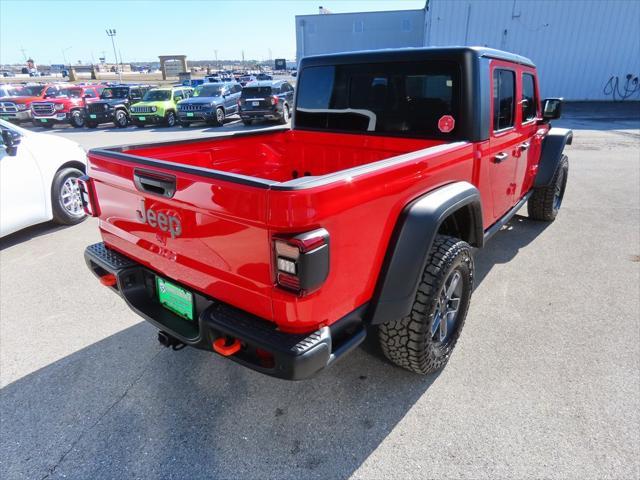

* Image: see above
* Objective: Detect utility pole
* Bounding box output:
[105,28,122,83]
[61,47,72,68]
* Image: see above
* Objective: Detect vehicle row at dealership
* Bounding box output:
[0,78,295,130]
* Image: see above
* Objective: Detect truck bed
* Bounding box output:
[111,129,443,183]
[88,129,472,333]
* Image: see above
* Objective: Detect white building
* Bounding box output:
[295,1,640,101]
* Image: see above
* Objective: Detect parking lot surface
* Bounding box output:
[1,106,639,479]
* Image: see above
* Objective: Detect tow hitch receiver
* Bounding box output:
[99,273,117,287]
[213,337,242,356]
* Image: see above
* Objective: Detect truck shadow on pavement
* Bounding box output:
[0,214,550,480]
[473,214,551,288]
[0,325,440,479]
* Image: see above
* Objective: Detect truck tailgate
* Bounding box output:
[88,152,275,322]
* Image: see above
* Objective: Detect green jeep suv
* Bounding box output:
[129,86,193,127]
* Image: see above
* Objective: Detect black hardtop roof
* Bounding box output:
[300,46,535,68]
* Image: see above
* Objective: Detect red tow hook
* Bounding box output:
[213,337,242,356]
[99,273,117,287]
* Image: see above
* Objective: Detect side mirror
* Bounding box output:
[1,129,21,156]
[542,98,563,121]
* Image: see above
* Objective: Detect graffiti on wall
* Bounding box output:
[603,74,640,101]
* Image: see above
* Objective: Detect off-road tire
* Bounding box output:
[69,110,84,128]
[51,168,86,225]
[113,109,128,128]
[378,235,474,375]
[527,155,569,222]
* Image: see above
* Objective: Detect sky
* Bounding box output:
[0,0,426,65]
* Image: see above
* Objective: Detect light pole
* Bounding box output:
[61,47,72,68]
[105,28,122,83]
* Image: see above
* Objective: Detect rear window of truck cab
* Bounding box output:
[295,61,460,138]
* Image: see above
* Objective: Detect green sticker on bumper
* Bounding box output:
[156,277,194,321]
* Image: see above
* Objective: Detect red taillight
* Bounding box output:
[77,175,99,217]
[273,228,330,295]
[271,95,279,105]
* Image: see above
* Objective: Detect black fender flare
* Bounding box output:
[368,181,483,325]
[535,128,573,187]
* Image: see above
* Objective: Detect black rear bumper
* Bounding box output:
[84,242,366,380]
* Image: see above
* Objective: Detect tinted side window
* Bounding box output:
[83,89,95,98]
[522,73,537,122]
[493,69,515,131]
[232,84,242,93]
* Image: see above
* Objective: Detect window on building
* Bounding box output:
[353,20,364,33]
[295,61,460,138]
[493,69,515,131]
[522,73,537,122]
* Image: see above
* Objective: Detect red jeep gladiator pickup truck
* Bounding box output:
[82,47,572,380]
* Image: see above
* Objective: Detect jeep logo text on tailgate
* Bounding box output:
[136,199,182,238]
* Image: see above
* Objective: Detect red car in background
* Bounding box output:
[31,85,105,128]
[0,84,68,123]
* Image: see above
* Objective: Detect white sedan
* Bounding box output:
[0,119,88,237]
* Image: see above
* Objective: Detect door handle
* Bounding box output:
[133,169,176,198]
[494,152,509,163]
[519,142,530,151]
